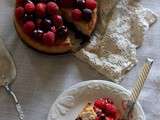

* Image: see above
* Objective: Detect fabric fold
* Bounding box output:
[75,0,157,82]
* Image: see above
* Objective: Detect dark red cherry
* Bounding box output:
[33,29,44,40]
[41,18,53,32]
[82,8,92,21]
[57,26,68,39]
[23,13,35,21]
[76,0,85,9]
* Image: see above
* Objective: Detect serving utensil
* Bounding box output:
[122,58,153,120]
[0,37,24,120]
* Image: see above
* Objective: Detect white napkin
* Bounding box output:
[75,0,157,82]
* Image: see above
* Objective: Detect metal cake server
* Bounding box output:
[0,37,24,120]
[122,58,153,120]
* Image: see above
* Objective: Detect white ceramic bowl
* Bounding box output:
[48,80,145,120]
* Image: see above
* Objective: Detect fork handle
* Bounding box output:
[4,85,24,120]
[130,58,153,102]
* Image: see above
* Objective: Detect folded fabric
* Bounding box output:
[75,0,157,82]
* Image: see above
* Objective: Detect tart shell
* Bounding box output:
[14,18,72,54]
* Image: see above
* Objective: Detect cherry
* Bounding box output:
[82,8,92,21]
[33,29,44,40]
[76,0,85,9]
[41,18,53,32]
[57,26,68,39]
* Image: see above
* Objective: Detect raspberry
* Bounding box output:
[94,99,106,110]
[85,0,97,10]
[23,21,35,34]
[106,117,114,120]
[71,9,82,21]
[104,103,117,118]
[47,2,59,15]
[15,7,25,19]
[51,26,56,33]
[25,2,35,13]
[43,31,55,46]
[53,15,63,27]
[36,3,46,17]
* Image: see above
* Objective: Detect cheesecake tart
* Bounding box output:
[14,0,98,54]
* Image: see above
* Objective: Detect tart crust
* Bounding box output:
[14,18,72,54]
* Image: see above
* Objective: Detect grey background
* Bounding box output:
[0,0,160,120]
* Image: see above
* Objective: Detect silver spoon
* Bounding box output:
[0,37,24,120]
[122,58,153,120]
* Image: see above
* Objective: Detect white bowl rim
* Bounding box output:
[48,80,145,120]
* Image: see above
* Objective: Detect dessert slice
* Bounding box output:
[58,0,97,36]
[76,97,118,120]
[14,0,72,54]
[76,103,97,120]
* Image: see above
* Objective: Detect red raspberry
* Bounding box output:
[43,31,55,46]
[94,99,106,110]
[104,103,117,118]
[51,26,56,33]
[71,9,82,21]
[36,3,46,17]
[15,7,25,19]
[106,117,114,120]
[85,0,97,10]
[25,2,35,13]
[53,15,63,27]
[47,2,59,15]
[23,21,35,34]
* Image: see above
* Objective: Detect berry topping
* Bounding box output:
[71,9,82,21]
[106,117,114,120]
[32,0,44,3]
[57,26,68,39]
[94,97,117,120]
[43,31,55,46]
[35,18,42,27]
[94,98,106,110]
[41,18,53,32]
[85,0,97,10]
[57,0,75,8]
[16,0,23,4]
[53,15,63,27]
[76,0,85,9]
[15,7,25,19]
[105,103,117,118]
[47,2,59,15]
[82,8,92,21]
[51,26,57,33]
[25,2,35,13]
[33,29,44,40]
[23,13,35,21]
[23,21,35,34]
[36,3,46,17]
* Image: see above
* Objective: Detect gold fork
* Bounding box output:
[122,58,153,120]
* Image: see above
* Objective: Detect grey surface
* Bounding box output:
[0,0,160,120]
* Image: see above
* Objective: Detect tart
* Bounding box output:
[14,0,98,54]
[76,97,119,120]
[76,103,97,120]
